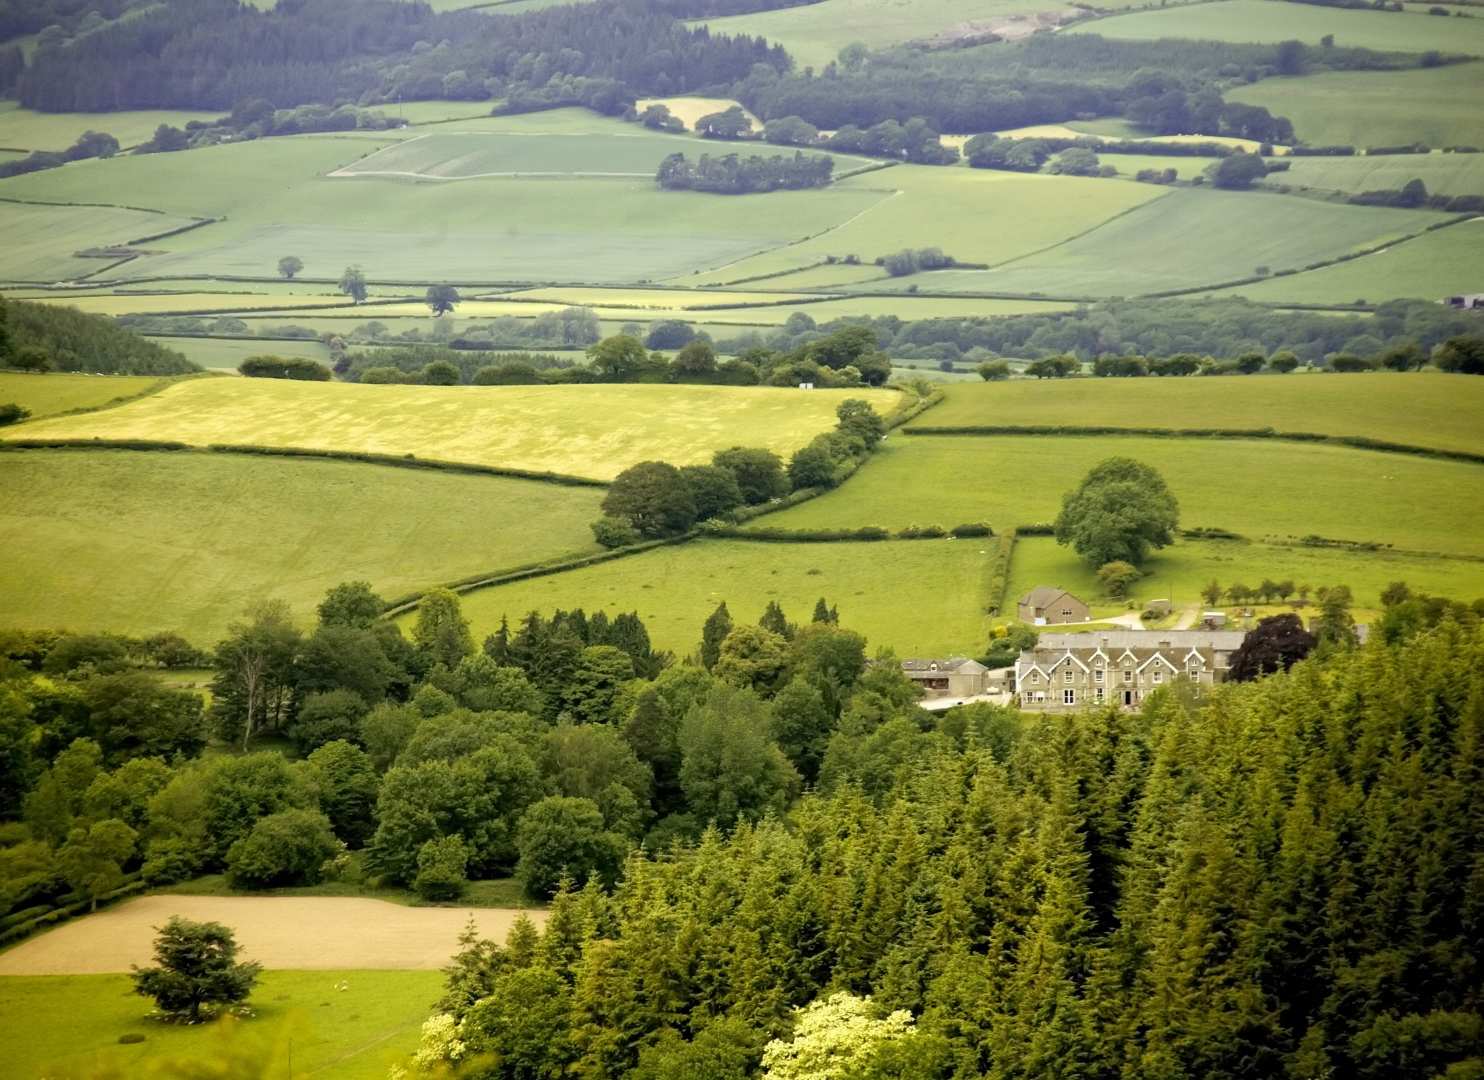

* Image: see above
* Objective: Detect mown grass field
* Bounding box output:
[1,379,897,480]
[979,188,1442,296]
[143,336,332,370]
[24,292,361,315]
[0,969,439,1080]
[1228,63,1484,149]
[684,167,1164,284]
[761,435,1484,555]
[918,373,1484,456]
[0,372,172,418]
[0,450,603,642]
[1072,0,1484,54]
[436,537,996,656]
[0,202,202,283]
[0,102,218,151]
[505,286,818,309]
[1204,219,1484,305]
[1005,535,1484,617]
[1275,151,1484,196]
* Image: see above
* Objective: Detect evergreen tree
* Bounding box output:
[700,601,733,671]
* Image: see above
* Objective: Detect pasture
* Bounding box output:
[23,291,362,316]
[0,969,440,1079]
[0,202,202,283]
[0,102,218,152]
[978,188,1441,296]
[760,435,1484,556]
[917,373,1484,457]
[1072,0,1484,54]
[1227,63,1484,149]
[142,336,332,370]
[1204,218,1484,305]
[1005,535,1484,617]
[438,537,997,656]
[0,372,171,419]
[1273,151,1484,197]
[0,379,897,480]
[0,449,603,642]
[333,129,738,179]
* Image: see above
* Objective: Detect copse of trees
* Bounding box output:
[0,298,197,376]
[656,150,834,194]
[0,129,119,178]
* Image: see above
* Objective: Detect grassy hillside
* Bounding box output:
[0,102,218,152]
[0,372,171,418]
[0,450,603,641]
[917,373,1484,455]
[0,970,439,1080]
[760,435,1484,555]
[1203,220,1483,305]
[1228,63,1484,148]
[979,189,1443,296]
[435,537,996,656]
[1274,152,1484,197]
[2,379,898,480]
[143,336,332,370]
[0,202,203,283]
[1073,0,1484,54]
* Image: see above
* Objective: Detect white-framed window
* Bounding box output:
[1094,669,1103,684]
[1153,669,1164,684]
[1189,662,1201,677]
[1063,688,1076,705]
[1124,669,1133,684]
[1094,656,1104,667]
[1064,669,1073,683]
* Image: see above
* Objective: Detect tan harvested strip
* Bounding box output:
[0,895,547,974]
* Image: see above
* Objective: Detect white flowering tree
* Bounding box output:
[761,992,915,1080]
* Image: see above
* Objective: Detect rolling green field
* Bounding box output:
[1273,151,1484,196]
[0,202,202,283]
[1228,63,1484,149]
[23,292,361,315]
[0,969,439,1079]
[0,372,173,418]
[1005,535,1484,617]
[142,336,332,370]
[1204,219,1484,304]
[1,379,898,480]
[434,537,996,656]
[1073,0,1484,54]
[761,435,1484,556]
[0,102,218,152]
[979,189,1442,296]
[917,373,1484,455]
[0,450,604,642]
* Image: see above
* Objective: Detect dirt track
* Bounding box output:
[0,896,548,975]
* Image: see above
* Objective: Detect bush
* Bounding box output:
[591,516,642,549]
[0,403,30,426]
[950,522,993,538]
[413,835,469,901]
[224,810,339,889]
[897,524,947,539]
[238,355,332,381]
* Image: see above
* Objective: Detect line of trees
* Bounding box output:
[656,151,834,193]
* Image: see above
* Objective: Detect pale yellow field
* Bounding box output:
[992,124,1280,153]
[2,378,901,480]
[634,96,759,132]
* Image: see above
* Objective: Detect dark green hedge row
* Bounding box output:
[725,525,893,542]
[0,880,146,948]
[1182,526,1247,541]
[1,438,192,451]
[903,425,1484,465]
[203,444,608,487]
[984,529,1017,615]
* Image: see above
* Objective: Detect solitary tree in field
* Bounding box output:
[1054,458,1179,568]
[277,255,303,280]
[425,285,460,316]
[133,917,260,1022]
[338,265,368,304]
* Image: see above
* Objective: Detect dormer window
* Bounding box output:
[1153,670,1164,684]
[1064,669,1073,683]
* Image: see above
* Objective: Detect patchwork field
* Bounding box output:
[0,969,440,1080]
[0,201,203,283]
[916,373,1484,456]
[978,189,1442,296]
[1204,218,1484,305]
[0,371,173,418]
[760,435,1484,555]
[23,291,361,315]
[1006,535,1484,617]
[0,450,603,641]
[1274,151,1484,197]
[1,379,898,480]
[0,102,218,152]
[1073,0,1484,54]
[1228,63,1484,149]
[437,537,997,656]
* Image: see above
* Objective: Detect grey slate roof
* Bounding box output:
[902,657,988,674]
[1034,630,1247,651]
[1019,586,1077,608]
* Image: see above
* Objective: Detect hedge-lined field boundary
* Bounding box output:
[0,878,147,949]
[902,424,1484,466]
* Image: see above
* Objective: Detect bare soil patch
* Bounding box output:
[0,895,547,975]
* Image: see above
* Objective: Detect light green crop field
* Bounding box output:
[142,336,332,370]
[1274,151,1484,196]
[1204,219,1484,305]
[980,189,1441,296]
[24,291,359,315]
[1228,64,1484,149]
[760,294,1080,321]
[685,166,1164,284]
[760,435,1484,555]
[1072,0,1484,54]
[0,450,603,641]
[0,134,885,284]
[1005,535,1484,617]
[504,286,817,308]
[0,970,439,1080]
[744,264,889,289]
[2,378,898,480]
[0,202,201,283]
[0,372,171,418]
[695,0,1145,70]
[430,538,996,656]
[918,373,1484,456]
[0,101,218,151]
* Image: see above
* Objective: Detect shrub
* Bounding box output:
[289,690,368,754]
[950,522,993,538]
[0,403,30,426]
[413,835,469,901]
[238,355,332,381]
[224,809,339,889]
[591,516,641,549]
